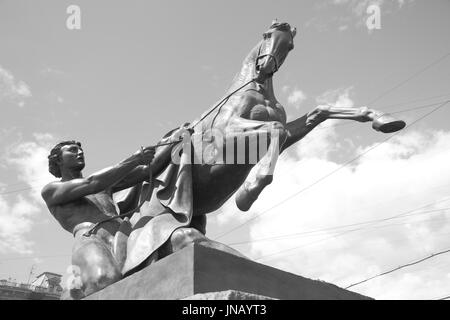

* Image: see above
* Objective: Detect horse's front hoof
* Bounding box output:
[372,114,406,133]
[235,192,255,212]
[235,183,258,212]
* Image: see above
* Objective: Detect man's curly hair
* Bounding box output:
[48,140,82,178]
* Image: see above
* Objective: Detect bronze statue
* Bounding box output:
[41,21,406,297]
[121,21,406,275]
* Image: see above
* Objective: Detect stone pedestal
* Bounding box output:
[85,243,371,300]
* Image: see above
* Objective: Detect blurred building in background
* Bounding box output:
[0,272,63,300]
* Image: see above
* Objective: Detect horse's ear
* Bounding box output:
[271,18,278,26]
[291,27,297,38]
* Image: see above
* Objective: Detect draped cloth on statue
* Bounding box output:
[121,144,193,275]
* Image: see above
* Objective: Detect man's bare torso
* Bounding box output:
[48,190,119,236]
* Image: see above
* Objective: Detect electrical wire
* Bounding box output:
[254,214,450,262]
[226,205,450,246]
[344,248,450,289]
[366,52,450,106]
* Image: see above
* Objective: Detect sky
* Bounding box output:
[0,0,450,300]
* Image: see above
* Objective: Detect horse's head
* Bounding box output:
[255,20,296,83]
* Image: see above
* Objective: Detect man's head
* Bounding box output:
[48,140,84,178]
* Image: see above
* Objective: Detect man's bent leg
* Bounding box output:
[71,236,122,298]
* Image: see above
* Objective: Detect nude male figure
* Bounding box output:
[41,130,245,298]
[41,140,157,298]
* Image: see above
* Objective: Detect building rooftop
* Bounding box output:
[33,272,62,278]
[0,271,63,300]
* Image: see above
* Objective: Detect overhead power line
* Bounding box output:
[345,248,450,290]
[377,92,450,110]
[0,186,34,196]
[250,195,450,262]
[227,205,450,246]
[366,51,450,106]
[253,215,450,262]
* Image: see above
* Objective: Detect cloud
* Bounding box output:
[6,133,57,202]
[286,88,308,111]
[316,86,355,109]
[0,133,58,254]
[0,65,32,107]
[288,85,352,160]
[0,195,40,254]
[209,113,450,299]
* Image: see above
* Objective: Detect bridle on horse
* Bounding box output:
[255,37,279,74]
[207,31,290,130]
[255,28,294,75]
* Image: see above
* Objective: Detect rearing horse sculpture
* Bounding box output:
[123,21,405,274]
[176,20,404,214]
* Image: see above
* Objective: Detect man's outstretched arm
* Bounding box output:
[41,147,155,207]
